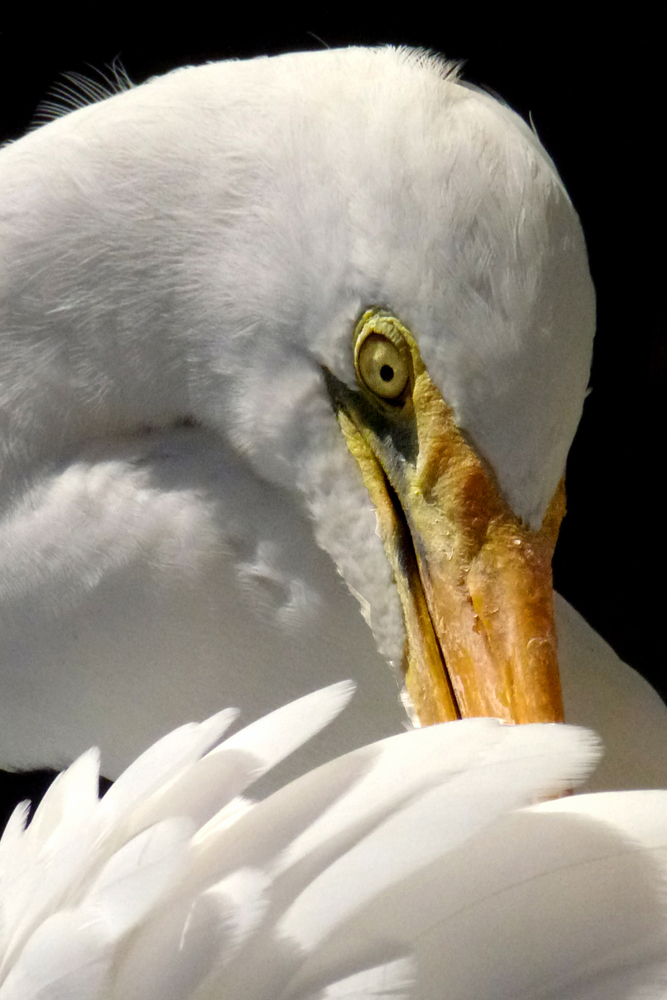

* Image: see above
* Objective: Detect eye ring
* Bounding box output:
[354,312,412,403]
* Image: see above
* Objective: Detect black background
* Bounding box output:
[1,16,663,699]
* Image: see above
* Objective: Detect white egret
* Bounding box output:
[1,46,666,797]
[2,684,667,999]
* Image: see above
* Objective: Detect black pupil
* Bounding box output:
[380,364,394,382]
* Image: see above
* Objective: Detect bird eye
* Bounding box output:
[357,333,410,401]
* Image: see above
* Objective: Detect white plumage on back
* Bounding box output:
[1,686,666,999]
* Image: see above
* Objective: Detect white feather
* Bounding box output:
[0,910,112,1000]
[276,723,600,956]
[296,957,415,1000]
[81,819,193,938]
[97,708,238,830]
[125,682,354,837]
[1,686,666,998]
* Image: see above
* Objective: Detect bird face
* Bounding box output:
[325,308,566,726]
